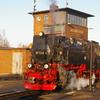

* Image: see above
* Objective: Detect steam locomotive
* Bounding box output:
[24,31,100,90]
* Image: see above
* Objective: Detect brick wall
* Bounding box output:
[34,13,88,41]
[0,49,12,73]
[0,48,31,74]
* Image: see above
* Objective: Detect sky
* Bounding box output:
[0,0,100,47]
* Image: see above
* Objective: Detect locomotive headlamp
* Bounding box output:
[77,41,82,45]
[59,51,63,55]
[70,38,73,44]
[28,63,32,68]
[39,31,44,36]
[44,64,49,69]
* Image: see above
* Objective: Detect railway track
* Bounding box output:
[0,90,61,100]
[0,90,41,100]
[1,84,99,100]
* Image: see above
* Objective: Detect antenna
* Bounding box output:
[66,0,68,7]
[33,0,36,12]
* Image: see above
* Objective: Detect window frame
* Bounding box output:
[44,14,48,24]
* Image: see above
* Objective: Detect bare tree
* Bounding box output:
[17,43,28,48]
[0,30,10,47]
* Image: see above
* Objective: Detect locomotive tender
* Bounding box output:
[24,31,100,90]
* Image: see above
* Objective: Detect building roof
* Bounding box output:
[28,7,94,18]
[0,47,30,50]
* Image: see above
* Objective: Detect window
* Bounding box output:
[79,17,82,26]
[67,14,70,23]
[81,18,84,26]
[44,14,48,24]
[77,17,80,25]
[74,15,77,25]
[67,13,87,27]
[84,18,87,27]
[71,15,74,24]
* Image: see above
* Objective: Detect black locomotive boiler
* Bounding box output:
[24,32,100,90]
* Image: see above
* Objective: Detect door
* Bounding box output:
[12,52,22,74]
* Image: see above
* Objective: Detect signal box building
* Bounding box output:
[29,4,94,41]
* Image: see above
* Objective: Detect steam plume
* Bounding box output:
[66,71,96,91]
[49,0,57,4]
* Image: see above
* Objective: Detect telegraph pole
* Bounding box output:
[89,41,93,91]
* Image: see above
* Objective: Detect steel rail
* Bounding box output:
[0,90,40,99]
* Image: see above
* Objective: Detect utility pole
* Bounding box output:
[33,0,36,12]
[89,41,93,91]
[33,0,36,36]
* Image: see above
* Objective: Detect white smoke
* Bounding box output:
[49,0,58,34]
[49,0,57,4]
[75,78,89,90]
[49,0,64,35]
[66,71,96,91]
[66,71,76,91]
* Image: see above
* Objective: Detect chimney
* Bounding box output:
[50,4,58,11]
